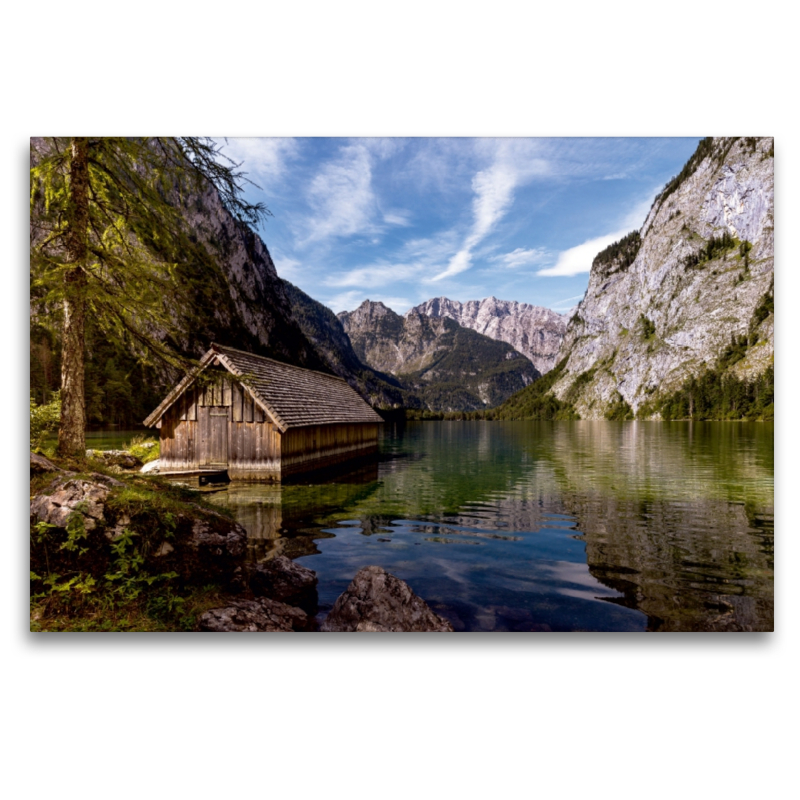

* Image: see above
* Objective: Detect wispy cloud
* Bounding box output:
[432,141,551,281]
[272,254,302,281]
[325,262,425,289]
[325,289,412,314]
[551,293,585,310]
[537,193,655,278]
[303,143,377,243]
[491,247,551,269]
[217,137,299,189]
[383,210,412,226]
[537,231,628,277]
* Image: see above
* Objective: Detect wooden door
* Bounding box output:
[198,406,229,467]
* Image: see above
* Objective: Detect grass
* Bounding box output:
[124,433,160,463]
[31,584,228,632]
[30,451,240,632]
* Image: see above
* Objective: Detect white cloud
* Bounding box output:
[325,290,411,314]
[303,143,377,243]
[325,262,425,289]
[537,193,655,278]
[431,141,551,282]
[551,294,586,310]
[383,210,412,226]
[217,137,298,189]
[491,247,550,269]
[272,254,302,280]
[537,230,628,277]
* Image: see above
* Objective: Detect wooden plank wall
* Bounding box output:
[281,423,379,475]
[158,374,378,479]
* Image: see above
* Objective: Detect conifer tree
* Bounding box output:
[30,137,268,457]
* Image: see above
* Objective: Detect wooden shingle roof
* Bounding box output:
[144,344,384,432]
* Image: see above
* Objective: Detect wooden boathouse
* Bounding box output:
[143,344,384,480]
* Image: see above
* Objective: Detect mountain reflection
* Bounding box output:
[207,421,773,632]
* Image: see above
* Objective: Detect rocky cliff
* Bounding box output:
[281,281,412,409]
[412,296,568,374]
[160,180,329,373]
[30,137,330,397]
[338,301,540,410]
[551,136,774,418]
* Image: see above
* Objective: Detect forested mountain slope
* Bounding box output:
[30,138,328,426]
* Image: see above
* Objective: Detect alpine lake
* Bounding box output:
[150,420,770,633]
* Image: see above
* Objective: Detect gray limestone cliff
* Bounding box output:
[412,296,568,374]
[551,137,774,418]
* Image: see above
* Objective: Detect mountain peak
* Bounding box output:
[411,296,567,374]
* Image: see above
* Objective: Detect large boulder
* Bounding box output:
[30,452,61,475]
[30,475,121,531]
[248,556,318,613]
[198,597,309,632]
[30,475,247,590]
[320,566,454,632]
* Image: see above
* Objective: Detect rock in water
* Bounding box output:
[320,566,454,632]
[248,556,318,613]
[198,598,309,632]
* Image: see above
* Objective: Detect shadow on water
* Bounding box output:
[205,421,773,632]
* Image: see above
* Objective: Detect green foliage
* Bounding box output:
[682,230,738,270]
[739,240,753,271]
[489,357,579,421]
[30,391,61,450]
[564,368,597,405]
[593,230,641,274]
[30,463,231,630]
[604,392,634,420]
[752,286,774,329]
[125,434,160,463]
[30,323,60,405]
[639,315,656,340]
[642,366,773,421]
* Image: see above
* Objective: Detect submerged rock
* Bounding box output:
[248,555,318,613]
[321,565,454,632]
[198,597,309,632]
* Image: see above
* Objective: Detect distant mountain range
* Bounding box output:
[336,301,540,411]
[411,296,569,374]
[31,137,772,422]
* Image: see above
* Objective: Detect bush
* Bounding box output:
[125,434,160,463]
[30,391,61,450]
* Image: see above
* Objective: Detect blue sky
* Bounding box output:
[219,137,701,315]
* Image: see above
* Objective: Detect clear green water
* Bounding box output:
[45,429,151,451]
[206,421,774,632]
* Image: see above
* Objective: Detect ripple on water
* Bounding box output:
[206,420,773,632]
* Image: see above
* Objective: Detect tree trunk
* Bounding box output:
[57,138,89,458]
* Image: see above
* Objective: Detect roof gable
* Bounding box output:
[144,344,384,431]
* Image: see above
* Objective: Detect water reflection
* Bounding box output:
[205,421,773,632]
